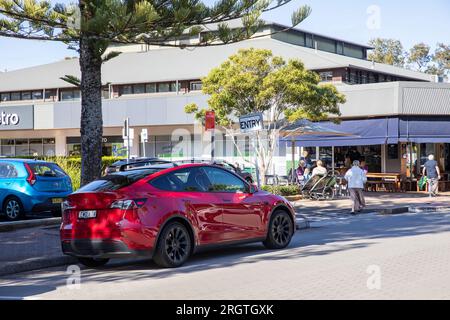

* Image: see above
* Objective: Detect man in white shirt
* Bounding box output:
[344,160,367,214]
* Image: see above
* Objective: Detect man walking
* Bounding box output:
[345,160,367,214]
[423,154,441,197]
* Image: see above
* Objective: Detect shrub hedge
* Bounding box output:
[261,185,300,196]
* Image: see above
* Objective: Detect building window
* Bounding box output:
[44,89,57,101]
[170,82,180,92]
[0,139,14,156]
[158,83,171,93]
[15,139,29,156]
[60,89,80,101]
[10,92,21,101]
[32,90,43,100]
[305,34,313,48]
[190,81,203,91]
[119,85,133,95]
[66,136,124,157]
[146,83,157,93]
[337,42,344,55]
[133,84,146,94]
[319,71,333,82]
[21,92,32,100]
[0,93,10,102]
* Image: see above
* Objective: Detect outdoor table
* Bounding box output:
[366,173,403,192]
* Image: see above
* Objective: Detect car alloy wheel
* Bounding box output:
[154,222,192,268]
[263,210,294,249]
[5,199,21,220]
[165,225,189,264]
[271,214,291,247]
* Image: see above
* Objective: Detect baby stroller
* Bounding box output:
[301,173,337,200]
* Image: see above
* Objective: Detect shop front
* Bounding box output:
[286,116,450,190]
[66,136,126,157]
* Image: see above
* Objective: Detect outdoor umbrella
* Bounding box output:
[279,119,357,182]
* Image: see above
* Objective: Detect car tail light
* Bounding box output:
[110,199,147,209]
[110,199,146,222]
[24,163,36,185]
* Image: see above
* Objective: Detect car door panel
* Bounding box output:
[203,167,265,241]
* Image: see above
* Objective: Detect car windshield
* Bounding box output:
[77,169,162,192]
[27,162,67,178]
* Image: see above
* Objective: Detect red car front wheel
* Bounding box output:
[263,210,294,249]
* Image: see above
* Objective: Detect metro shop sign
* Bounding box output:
[0,111,20,126]
[0,105,34,130]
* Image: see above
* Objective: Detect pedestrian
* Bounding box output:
[300,150,313,171]
[311,160,328,177]
[422,154,441,197]
[344,160,367,214]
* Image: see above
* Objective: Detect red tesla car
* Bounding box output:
[60,163,296,268]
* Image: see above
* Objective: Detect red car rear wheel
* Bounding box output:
[153,221,192,268]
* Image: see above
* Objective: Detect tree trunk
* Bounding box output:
[79,36,103,186]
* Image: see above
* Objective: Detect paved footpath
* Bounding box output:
[1,210,450,300]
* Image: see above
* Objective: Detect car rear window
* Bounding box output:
[27,163,67,178]
[77,169,161,192]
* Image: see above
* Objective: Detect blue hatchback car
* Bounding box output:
[0,159,73,221]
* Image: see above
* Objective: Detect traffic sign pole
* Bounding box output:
[205,111,216,162]
[141,129,148,158]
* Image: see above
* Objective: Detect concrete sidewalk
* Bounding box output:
[294,191,450,214]
[0,225,75,276]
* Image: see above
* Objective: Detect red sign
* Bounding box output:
[205,111,215,131]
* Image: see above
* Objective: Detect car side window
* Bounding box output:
[203,167,247,193]
[0,163,18,179]
[150,167,212,192]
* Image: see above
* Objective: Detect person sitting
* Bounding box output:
[311,160,327,177]
[296,160,309,185]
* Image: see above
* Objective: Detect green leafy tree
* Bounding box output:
[407,42,431,71]
[368,38,405,67]
[0,0,311,185]
[185,48,345,182]
[431,43,450,80]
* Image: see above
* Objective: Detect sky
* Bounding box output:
[0,0,449,71]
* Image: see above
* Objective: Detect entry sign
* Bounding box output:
[205,111,215,131]
[239,113,264,134]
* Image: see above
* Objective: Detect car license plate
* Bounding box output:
[52,198,63,204]
[78,210,97,219]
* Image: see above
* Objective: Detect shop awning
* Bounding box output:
[399,117,450,143]
[281,118,399,147]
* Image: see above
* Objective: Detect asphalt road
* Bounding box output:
[1,211,450,300]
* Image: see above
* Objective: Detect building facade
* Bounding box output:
[0,22,449,178]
